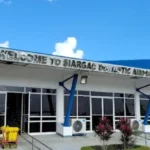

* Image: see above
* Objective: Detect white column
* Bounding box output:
[56,86,64,123]
[135,92,141,120]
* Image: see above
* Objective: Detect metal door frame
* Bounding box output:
[91,96,114,129]
[21,92,30,134]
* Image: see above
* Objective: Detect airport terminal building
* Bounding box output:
[0,47,150,135]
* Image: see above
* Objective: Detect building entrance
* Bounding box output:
[7,93,22,131]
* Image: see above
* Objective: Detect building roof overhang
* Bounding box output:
[0,47,150,80]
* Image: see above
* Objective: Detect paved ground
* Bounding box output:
[0,132,149,150]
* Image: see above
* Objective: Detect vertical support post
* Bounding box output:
[135,92,140,120]
[56,86,64,123]
[63,74,78,126]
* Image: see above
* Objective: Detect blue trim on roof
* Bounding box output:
[101,60,150,70]
[1,47,150,70]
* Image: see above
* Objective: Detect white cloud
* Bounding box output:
[0,0,12,5]
[0,41,9,48]
[52,37,84,59]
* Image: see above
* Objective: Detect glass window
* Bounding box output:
[22,116,28,133]
[42,122,56,132]
[115,98,124,116]
[78,96,90,116]
[91,91,112,97]
[0,94,5,115]
[23,94,29,115]
[86,122,90,131]
[42,95,56,116]
[99,92,113,97]
[30,94,41,116]
[0,116,4,126]
[64,96,77,116]
[140,94,149,99]
[26,87,41,93]
[92,98,102,115]
[64,89,77,95]
[42,117,56,121]
[30,117,40,121]
[114,93,124,97]
[42,89,56,94]
[125,94,134,98]
[91,91,101,96]
[140,100,149,116]
[92,116,102,130]
[125,99,135,116]
[104,98,113,115]
[30,123,40,133]
[0,86,24,92]
[78,91,89,95]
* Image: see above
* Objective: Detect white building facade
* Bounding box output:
[0,48,149,135]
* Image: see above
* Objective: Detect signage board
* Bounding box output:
[0,48,150,78]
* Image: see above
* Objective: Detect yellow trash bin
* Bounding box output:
[1,126,19,142]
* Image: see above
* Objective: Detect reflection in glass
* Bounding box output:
[104,99,113,115]
[115,98,124,116]
[125,94,134,98]
[140,94,149,99]
[30,94,41,116]
[140,100,149,116]
[30,123,40,133]
[0,94,5,115]
[78,96,90,116]
[92,98,102,114]
[26,87,41,93]
[42,122,56,132]
[64,96,77,116]
[42,89,56,94]
[42,95,56,116]
[114,93,124,97]
[64,89,77,95]
[125,99,135,116]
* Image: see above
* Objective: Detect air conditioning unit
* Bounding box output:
[130,119,143,131]
[70,119,86,135]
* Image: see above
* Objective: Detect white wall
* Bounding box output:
[0,64,144,126]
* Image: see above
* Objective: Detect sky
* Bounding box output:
[0,0,150,61]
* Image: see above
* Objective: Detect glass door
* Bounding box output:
[0,92,7,127]
[91,97,114,130]
[21,93,29,134]
[103,98,114,128]
[91,98,102,130]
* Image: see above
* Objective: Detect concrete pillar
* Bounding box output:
[135,92,141,120]
[56,86,64,123]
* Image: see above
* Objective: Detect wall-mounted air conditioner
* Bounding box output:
[130,119,143,131]
[70,119,86,135]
